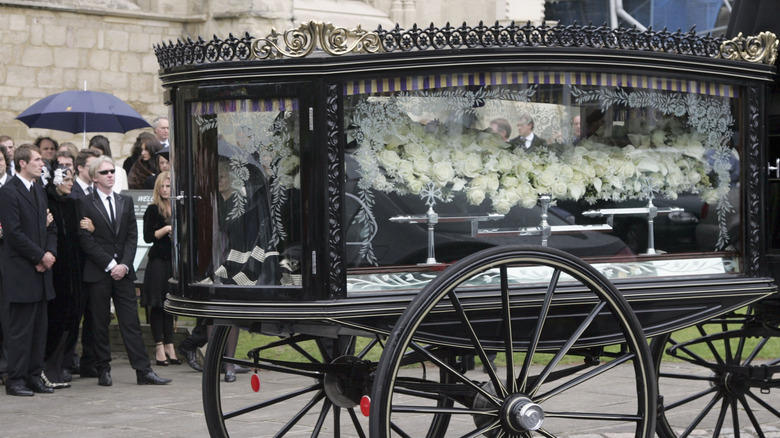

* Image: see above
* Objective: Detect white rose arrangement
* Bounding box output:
[349,95,717,217]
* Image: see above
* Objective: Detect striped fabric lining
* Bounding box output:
[345,72,736,98]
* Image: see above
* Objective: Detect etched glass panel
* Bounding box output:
[342,72,741,281]
[190,98,302,286]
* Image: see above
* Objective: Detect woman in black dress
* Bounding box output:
[140,171,180,365]
[43,167,85,387]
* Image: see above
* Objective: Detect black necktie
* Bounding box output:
[107,195,115,226]
[87,186,93,195]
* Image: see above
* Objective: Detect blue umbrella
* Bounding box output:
[16,90,151,144]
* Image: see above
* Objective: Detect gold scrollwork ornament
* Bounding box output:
[720,31,778,65]
[252,21,383,60]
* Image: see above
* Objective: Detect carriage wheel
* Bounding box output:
[651,299,780,438]
[203,325,382,437]
[369,245,656,438]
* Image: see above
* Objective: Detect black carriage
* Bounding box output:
[154,21,780,437]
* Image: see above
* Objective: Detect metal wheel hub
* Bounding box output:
[721,371,750,396]
[503,396,545,432]
[473,380,545,433]
[323,355,365,408]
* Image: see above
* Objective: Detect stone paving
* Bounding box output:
[1,359,778,437]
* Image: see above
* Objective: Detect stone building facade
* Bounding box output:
[0,0,544,161]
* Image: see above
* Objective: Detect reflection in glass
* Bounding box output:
[343,72,740,274]
[190,99,302,286]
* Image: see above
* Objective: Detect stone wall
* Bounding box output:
[0,2,188,161]
[0,0,544,163]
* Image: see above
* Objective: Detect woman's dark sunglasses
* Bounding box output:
[98,169,116,175]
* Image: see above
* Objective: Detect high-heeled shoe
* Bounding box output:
[166,353,182,365]
[155,343,169,366]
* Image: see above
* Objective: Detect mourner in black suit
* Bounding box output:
[76,155,171,387]
[509,114,547,152]
[0,145,57,396]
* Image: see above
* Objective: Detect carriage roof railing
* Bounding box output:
[154,21,778,68]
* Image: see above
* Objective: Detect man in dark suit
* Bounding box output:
[70,148,101,199]
[509,114,547,152]
[76,155,170,386]
[0,144,57,396]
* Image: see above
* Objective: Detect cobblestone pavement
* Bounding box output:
[1,360,778,437]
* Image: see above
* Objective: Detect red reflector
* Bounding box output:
[360,396,371,417]
[251,373,261,392]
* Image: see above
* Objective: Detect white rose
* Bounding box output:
[493,196,514,215]
[501,175,519,189]
[618,161,636,178]
[462,154,483,178]
[496,154,514,173]
[552,181,568,198]
[430,149,449,163]
[404,142,425,157]
[536,169,557,187]
[398,161,415,180]
[466,187,485,205]
[407,178,424,194]
[378,149,401,168]
[486,173,500,192]
[432,162,455,185]
[412,156,431,173]
[559,165,574,182]
[470,175,488,190]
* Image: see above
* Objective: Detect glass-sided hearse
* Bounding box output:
[155,21,780,437]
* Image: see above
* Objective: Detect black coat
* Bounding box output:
[0,176,57,303]
[76,190,137,283]
[46,186,84,321]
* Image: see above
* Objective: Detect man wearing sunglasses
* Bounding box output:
[76,156,171,387]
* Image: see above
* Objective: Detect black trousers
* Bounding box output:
[86,275,150,373]
[3,300,47,386]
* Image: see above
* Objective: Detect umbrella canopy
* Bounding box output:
[16,90,151,134]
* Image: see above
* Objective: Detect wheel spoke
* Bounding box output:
[738,394,766,438]
[664,386,718,411]
[274,390,327,437]
[544,411,643,422]
[392,405,497,415]
[290,340,322,364]
[678,392,722,438]
[347,407,368,438]
[518,267,560,394]
[389,421,414,438]
[667,337,717,368]
[500,264,517,394]
[223,383,322,420]
[697,325,725,366]
[311,399,333,437]
[528,300,607,397]
[447,287,505,396]
[743,337,770,365]
[408,341,500,404]
[357,336,381,359]
[658,372,718,383]
[535,351,634,404]
[746,389,780,417]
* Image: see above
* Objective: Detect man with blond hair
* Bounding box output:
[77,155,171,387]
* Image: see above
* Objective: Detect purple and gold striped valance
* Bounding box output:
[191,98,299,115]
[345,72,736,98]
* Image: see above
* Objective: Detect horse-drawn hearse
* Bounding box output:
[155,18,780,437]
